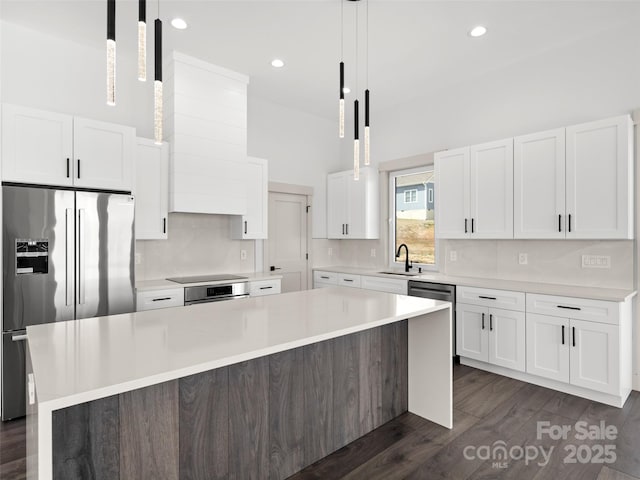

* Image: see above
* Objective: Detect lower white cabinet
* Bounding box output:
[360,275,408,295]
[313,270,407,294]
[337,273,361,288]
[248,278,281,297]
[313,270,338,288]
[137,288,184,311]
[457,302,525,372]
[527,313,620,395]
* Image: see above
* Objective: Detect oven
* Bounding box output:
[184,282,249,305]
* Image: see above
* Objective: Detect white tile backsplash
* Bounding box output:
[135,213,255,281]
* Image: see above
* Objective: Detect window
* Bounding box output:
[404,189,418,203]
[389,167,436,268]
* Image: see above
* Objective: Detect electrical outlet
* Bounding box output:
[518,253,528,265]
[449,250,457,262]
[240,249,247,260]
[328,247,333,257]
[582,255,611,269]
[371,248,376,258]
[135,253,142,265]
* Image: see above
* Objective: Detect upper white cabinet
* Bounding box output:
[73,117,134,191]
[231,157,268,239]
[435,138,513,239]
[135,138,169,240]
[514,128,566,239]
[166,52,249,215]
[327,167,379,239]
[566,115,633,239]
[1,104,135,191]
[2,104,74,187]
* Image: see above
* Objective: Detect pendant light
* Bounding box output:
[154,1,163,144]
[339,1,345,138]
[138,0,147,81]
[364,0,370,166]
[353,1,360,180]
[106,0,116,106]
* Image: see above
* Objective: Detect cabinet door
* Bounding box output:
[488,308,525,372]
[346,169,366,238]
[456,304,488,362]
[327,172,348,238]
[435,147,469,238]
[1,104,73,186]
[569,319,619,395]
[135,139,168,240]
[514,129,566,239]
[526,314,570,382]
[566,115,633,239]
[232,157,268,239]
[469,138,514,239]
[73,117,135,191]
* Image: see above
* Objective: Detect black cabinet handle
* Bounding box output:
[489,314,493,331]
[568,214,572,233]
[481,312,485,330]
[259,286,273,290]
[471,218,475,233]
[479,295,497,300]
[572,327,576,347]
[77,159,81,179]
[66,158,70,178]
[558,214,562,233]
[152,297,171,302]
[561,325,565,345]
[244,220,248,235]
[557,305,581,311]
[346,224,349,235]
[163,217,166,234]
[465,218,468,233]
[343,279,354,282]
[342,224,345,235]
[320,276,329,279]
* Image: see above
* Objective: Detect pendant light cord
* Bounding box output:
[366,0,369,88]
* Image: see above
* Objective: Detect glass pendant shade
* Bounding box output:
[353,99,360,180]
[364,89,370,165]
[339,61,345,138]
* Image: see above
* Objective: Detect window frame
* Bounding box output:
[404,189,418,204]
[388,166,439,272]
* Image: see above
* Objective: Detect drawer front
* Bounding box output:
[361,276,407,295]
[337,273,361,288]
[249,279,281,297]
[313,270,338,286]
[457,286,525,312]
[527,294,619,325]
[137,288,184,311]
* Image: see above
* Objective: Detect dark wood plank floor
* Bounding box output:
[2,365,639,480]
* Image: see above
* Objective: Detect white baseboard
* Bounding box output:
[634,373,640,392]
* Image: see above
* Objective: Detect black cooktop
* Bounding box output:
[166,274,248,284]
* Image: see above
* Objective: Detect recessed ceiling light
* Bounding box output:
[271,59,285,68]
[171,18,188,30]
[343,87,351,94]
[469,25,487,37]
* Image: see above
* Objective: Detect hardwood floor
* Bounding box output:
[2,365,639,480]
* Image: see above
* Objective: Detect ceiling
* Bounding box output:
[1,0,639,120]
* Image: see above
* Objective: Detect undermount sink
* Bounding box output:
[377,271,419,277]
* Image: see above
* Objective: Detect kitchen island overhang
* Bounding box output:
[26,287,452,480]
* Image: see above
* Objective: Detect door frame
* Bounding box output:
[260,182,313,290]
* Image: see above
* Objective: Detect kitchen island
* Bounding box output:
[26,287,452,480]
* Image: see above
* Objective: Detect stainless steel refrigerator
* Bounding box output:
[1,185,135,420]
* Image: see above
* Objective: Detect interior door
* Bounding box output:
[456,304,488,362]
[267,192,308,293]
[488,308,525,372]
[75,191,135,319]
[525,313,569,382]
[434,147,469,238]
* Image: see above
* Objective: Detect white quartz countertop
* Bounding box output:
[27,287,449,411]
[136,272,282,292]
[314,266,637,302]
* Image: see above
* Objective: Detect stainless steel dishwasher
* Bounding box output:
[408,281,457,360]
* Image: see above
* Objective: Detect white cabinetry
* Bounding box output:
[360,275,408,295]
[136,288,184,311]
[166,53,249,215]
[566,115,633,239]
[313,270,338,288]
[327,167,379,239]
[1,104,74,186]
[1,105,134,191]
[248,278,281,297]
[526,294,627,398]
[337,273,361,288]
[232,157,268,239]
[313,270,407,294]
[135,139,169,240]
[514,128,566,239]
[457,286,526,372]
[435,139,513,239]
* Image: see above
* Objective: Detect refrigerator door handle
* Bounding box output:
[11,334,27,342]
[66,208,74,306]
[78,209,86,305]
